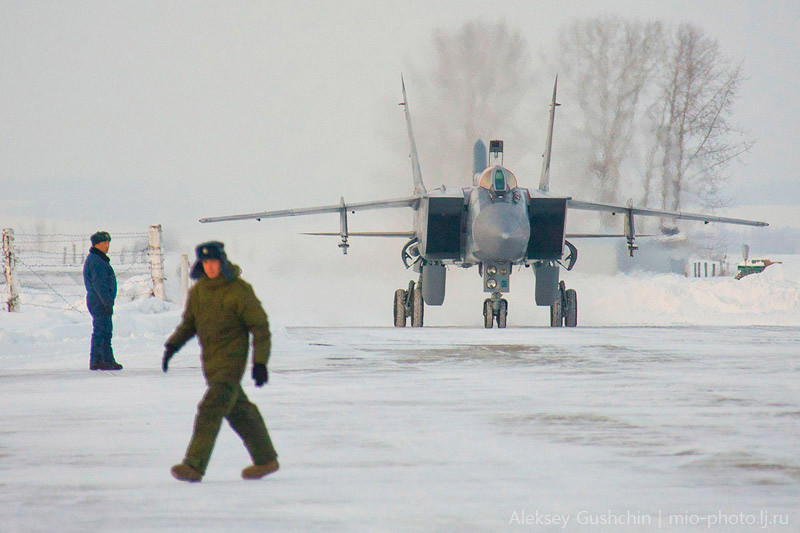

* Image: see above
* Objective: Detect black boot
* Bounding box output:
[104,347,122,370]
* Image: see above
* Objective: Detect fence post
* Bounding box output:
[180,253,189,307]
[2,228,20,312]
[148,224,166,301]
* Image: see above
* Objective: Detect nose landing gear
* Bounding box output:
[483,293,508,329]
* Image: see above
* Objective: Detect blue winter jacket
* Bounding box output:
[83,247,117,315]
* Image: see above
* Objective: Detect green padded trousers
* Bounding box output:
[184,382,277,474]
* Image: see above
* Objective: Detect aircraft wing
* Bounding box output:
[199,196,420,224]
[301,231,415,238]
[567,200,769,227]
[566,233,656,238]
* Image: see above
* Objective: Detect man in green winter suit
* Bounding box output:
[163,241,278,482]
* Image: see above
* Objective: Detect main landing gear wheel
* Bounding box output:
[394,289,407,327]
[550,281,578,327]
[483,296,508,329]
[550,295,563,327]
[393,280,424,327]
[564,289,577,328]
[411,282,424,328]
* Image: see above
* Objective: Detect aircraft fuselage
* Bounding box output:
[466,186,530,263]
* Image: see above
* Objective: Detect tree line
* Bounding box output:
[409,17,751,230]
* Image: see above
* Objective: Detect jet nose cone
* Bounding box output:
[472,203,530,261]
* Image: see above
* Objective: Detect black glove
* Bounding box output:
[162,345,178,373]
[252,363,268,387]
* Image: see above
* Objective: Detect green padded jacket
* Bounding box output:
[166,265,271,383]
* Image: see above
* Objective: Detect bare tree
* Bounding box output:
[556,17,663,204]
[643,23,753,215]
[550,17,751,227]
[408,20,536,185]
[409,17,751,218]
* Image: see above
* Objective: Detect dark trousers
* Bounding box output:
[90,313,115,366]
[184,382,277,474]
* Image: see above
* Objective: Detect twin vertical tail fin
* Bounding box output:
[400,75,557,195]
[538,76,560,193]
[400,76,427,195]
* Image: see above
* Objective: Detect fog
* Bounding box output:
[2,1,798,326]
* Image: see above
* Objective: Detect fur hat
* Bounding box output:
[190,241,235,280]
[90,231,111,246]
[195,241,225,261]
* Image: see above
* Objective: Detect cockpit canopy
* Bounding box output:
[478,165,518,193]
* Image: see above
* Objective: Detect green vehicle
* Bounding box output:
[735,245,781,279]
[736,259,780,279]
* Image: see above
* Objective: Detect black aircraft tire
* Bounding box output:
[483,300,494,329]
[550,297,563,327]
[564,289,577,327]
[496,299,508,328]
[394,289,407,327]
[411,285,424,327]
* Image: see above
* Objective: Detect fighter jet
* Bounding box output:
[200,77,768,328]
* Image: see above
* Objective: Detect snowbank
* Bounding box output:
[2,256,798,335]
[570,259,800,326]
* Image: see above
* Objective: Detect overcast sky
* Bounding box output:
[2,0,798,324]
[2,0,798,226]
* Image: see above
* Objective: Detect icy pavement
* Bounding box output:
[0,325,797,532]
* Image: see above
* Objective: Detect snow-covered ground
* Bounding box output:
[1,260,799,531]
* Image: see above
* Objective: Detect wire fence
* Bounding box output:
[1,229,160,314]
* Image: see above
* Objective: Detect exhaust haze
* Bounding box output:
[2,1,797,325]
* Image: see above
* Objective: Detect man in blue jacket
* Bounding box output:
[83,231,122,370]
